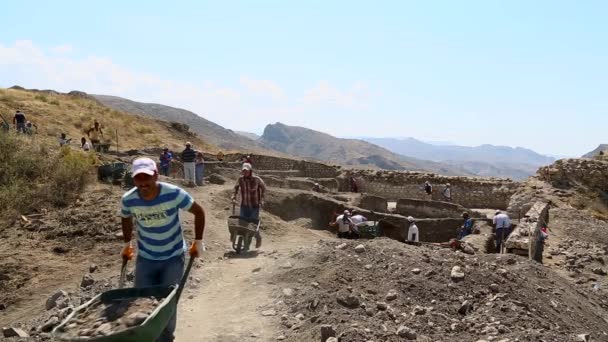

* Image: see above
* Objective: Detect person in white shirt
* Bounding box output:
[407,216,419,242]
[81,137,92,151]
[335,210,355,239]
[350,210,367,225]
[442,183,452,202]
[493,210,511,253]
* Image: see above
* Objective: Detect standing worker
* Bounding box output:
[13,110,27,133]
[195,152,205,186]
[407,216,419,242]
[181,142,196,186]
[232,163,266,248]
[442,183,452,202]
[159,147,173,177]
[493,210,512,253]
[86,121,104,149]
[120,157,206,342]
[424,181,433,199]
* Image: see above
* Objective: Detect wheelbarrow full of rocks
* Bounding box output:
[51,256,195,341]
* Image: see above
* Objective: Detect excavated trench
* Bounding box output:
[262,188,497,247]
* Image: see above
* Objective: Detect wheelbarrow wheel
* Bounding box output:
[235,236,243,254]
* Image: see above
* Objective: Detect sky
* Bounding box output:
[1,0,606,157]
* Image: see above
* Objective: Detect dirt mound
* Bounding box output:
[271,238,608,341]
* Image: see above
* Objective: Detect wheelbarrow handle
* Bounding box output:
[175,256,195,303]
[118,258,128,289]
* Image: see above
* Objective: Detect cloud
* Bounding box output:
[0,40,376,133]
[302,80,372,108]
[50,44,74,54]
[239,76,286,100]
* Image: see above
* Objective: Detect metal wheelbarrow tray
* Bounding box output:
[227,215,258,253]
[52,257,194,341]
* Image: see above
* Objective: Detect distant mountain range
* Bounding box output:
[361,137,555,179]
[582,144,608,158]
[93,95,269,153]
[93,94,553,179]
[258,123,474,175]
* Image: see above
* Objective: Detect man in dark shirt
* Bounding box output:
[181,142,197,186]
[13,110,26,133]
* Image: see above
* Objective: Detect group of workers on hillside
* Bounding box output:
[2,109,38,134]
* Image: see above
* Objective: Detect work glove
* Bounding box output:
[189,239,206,258]
[231,197,237,205]
[121,242,134,261]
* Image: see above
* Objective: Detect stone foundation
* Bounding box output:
[396,198,480,219]
[505,201,549,260]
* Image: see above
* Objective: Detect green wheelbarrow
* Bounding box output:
[52,257,195,341]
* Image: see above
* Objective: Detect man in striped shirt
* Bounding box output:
[120,157,206,342]
[180,142,197,186]
[232,163,266,248]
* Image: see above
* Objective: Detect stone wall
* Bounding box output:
[358,195,388,213]
[340,170,516,209]
[504,201,549,260]
[203,154,340,179]
[378,216,492,243]
[538,158,608,190]
[396,198,478,218]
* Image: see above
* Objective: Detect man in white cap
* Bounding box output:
[180,142,197,186]
[442,183,452,202]
[120,157,206,342]
[493,210,511,253]
[232,163,266,248]
[407,216,419,242]
[335,210,354,239]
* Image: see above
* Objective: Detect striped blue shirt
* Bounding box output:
[120,182,194,261]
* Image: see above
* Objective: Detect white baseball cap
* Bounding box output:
[407,216,415,222]
[242,163,252,171]
[132,157,158,177]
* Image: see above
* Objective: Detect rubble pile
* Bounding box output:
[271,238,608,342]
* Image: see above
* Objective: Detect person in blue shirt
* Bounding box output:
[457,212,473,240]
[159,147,173,177]
[120,157,206,342]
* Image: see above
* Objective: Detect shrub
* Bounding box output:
[0,133,93,218]
[50,99,60,106]
[135,126,153,134]
[34,94,48,103]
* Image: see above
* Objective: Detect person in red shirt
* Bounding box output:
[232,163,266,248]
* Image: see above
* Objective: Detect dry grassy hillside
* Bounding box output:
[0,88,218,153]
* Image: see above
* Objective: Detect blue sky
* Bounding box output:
[1,0,606,156]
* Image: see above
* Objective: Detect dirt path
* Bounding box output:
[175,184,332,341]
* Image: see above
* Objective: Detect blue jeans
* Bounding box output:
[135,255,185,342]
[160,165,170,177]
[496,228,510,253]
[195,163,204,186]
[239,206,260,223]
[239,206,261,247]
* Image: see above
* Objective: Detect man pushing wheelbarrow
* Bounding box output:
[231,162,266,250]
[120,157,207,342]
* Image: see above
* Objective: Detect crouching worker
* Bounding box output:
[407,216,419,243]
[120,157,206,342]
[232,163,265,248]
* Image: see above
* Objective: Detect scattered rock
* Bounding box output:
[576,333,591,342]
[89,264,98,273]
[396,325,417,340]
[385,290,398,301]
[206,173,227,185]
[326,338,338,342]
[281,262,293,269]
[40,316,59,332]
[282,288,295,297]
[252,267,262,273]
[354,244,366,253]
[320,324,336,342]
[458,300,473,315]
[592,268,607,276]
[489,284,500,293]
[262,310,277,317]
[412,268,421,274]
[336,291,360,308]
[335,243,347,250]
[412,305,426,315]
[46,289,69,310]
[376,302,388,311]
[2,327,29,338]
[80,274,95,288]
[451,266,465,281]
